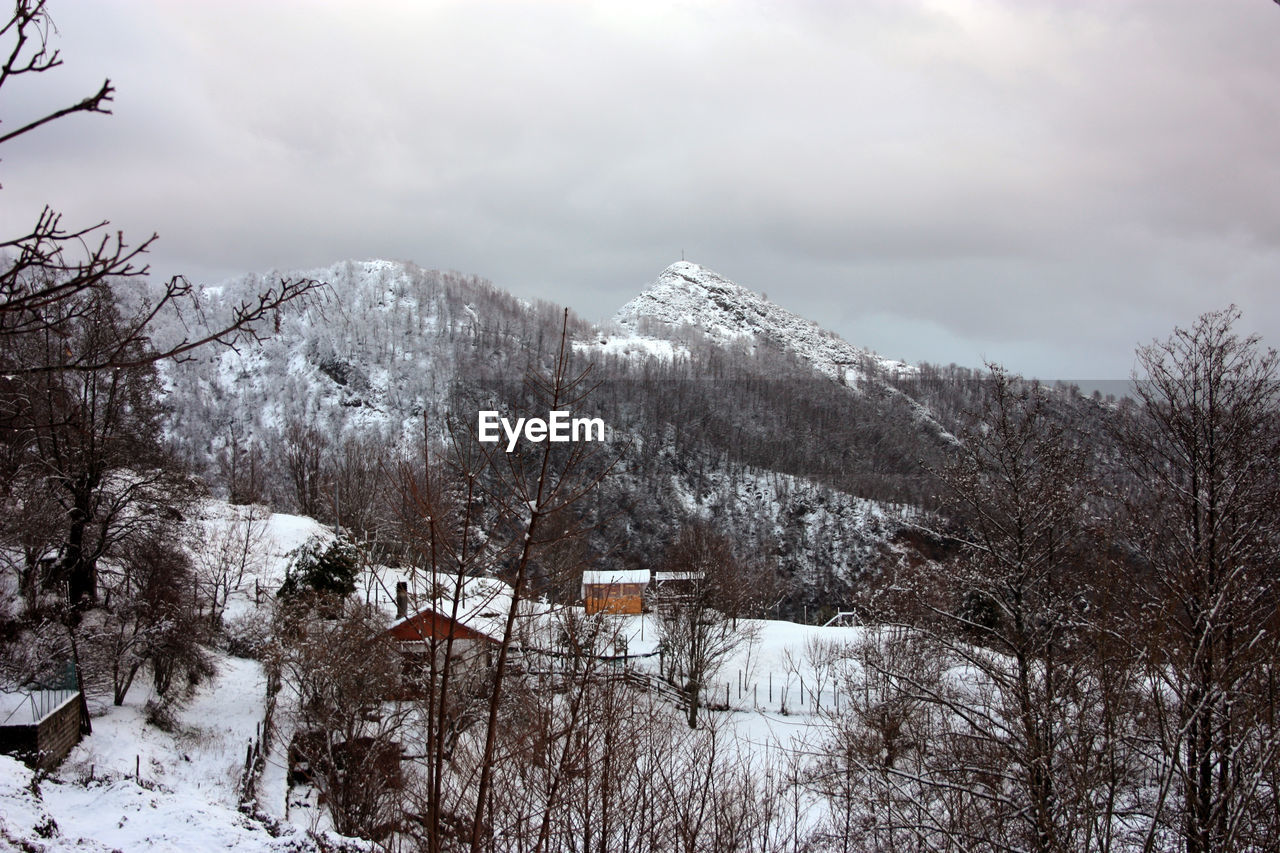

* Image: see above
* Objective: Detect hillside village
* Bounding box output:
[5,2,1280,851]
[1,502,882,850]
[5,258,1280,851]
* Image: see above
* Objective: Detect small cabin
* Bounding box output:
[384,607,500,698]
[387,605,499,662]
[582,569,650,615]
[381,576,554,697]
[383,577,504,697]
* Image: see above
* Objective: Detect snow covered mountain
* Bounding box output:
[159,258,585,458]
[157,258,965,614]
[610,261,915,385]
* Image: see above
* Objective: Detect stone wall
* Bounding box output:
[36,694,83,769]
[0,692,83,770]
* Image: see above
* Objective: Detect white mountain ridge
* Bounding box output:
[608,261,917,385]
[160,258,953,461]
[153,257,952,612]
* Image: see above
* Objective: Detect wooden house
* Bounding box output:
[387,605,499,665]
[382,579,506,695]
[581,569,650,615]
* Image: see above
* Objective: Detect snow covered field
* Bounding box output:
[0,655,350,851]
[1,501,864,850]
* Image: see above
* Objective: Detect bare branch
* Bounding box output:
[0,77,113,145]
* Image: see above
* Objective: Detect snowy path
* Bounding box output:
[60,654,267,805]
[0,655,332,851]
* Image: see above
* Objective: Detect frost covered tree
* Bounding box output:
[654,520,760,729]
[276,534,361,602]
[0,1,322,378]
[1118,306,1280,852]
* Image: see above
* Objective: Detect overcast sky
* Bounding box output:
[3,1,1279,379]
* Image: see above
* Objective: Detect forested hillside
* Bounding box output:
[6,2,1280,845]
[156,258,1053,614]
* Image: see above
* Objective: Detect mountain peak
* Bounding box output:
[615,261,766,340]
[614,262,914,384]
[658,259,751,293]
[658,260,737,286]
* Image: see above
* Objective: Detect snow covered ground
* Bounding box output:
[0,653,362,851]
[612,612,863,746]
[0,504,359,851]
[613,261,918,383]
[1,500,872,850]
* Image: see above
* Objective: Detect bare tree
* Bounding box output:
[4,287,194,607]
[654,520,760,729]
[281,417,330,520]
[817,365,1139,852]
[0,1,323,377]
[271,599,408,842]
[815,627,942,853]
[325,431,391,544]
[216,419,266,506]
[193,504,267,630]
[465,310,615,851]
[0,1,322,700]
[78,527,210,708]
[1118,306,1280,853]
[921,365,1113,852]
[390,435,484,852]
[387,310,616,851]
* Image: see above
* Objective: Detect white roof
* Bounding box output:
[582,569,650,586]
[653,571,704,582]
[388,574,525,641]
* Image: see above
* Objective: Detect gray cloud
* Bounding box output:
[3,0,1279,380]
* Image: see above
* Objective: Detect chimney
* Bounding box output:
[395,581,408,620]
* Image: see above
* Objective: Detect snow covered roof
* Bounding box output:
[388,606,502,645]
[581,569,650,587]
[386,574,531,643]
[653,571,704,582]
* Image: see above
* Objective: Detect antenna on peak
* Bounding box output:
[681,249,685,261]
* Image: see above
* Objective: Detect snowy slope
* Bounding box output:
[0,658,359,853]
[0,494,930,849]
[611,261,916,385]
